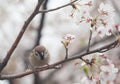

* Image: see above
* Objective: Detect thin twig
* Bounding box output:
[37,0,78,13]
[80,57,91,65]
[0,0,45,72]
[61,41,69,60]
[33,0,48,84]
[0,40,118,80]
[42,35,120,83]
[65,47,69,60]
[0,0,78,72]
[87,30,92,52]
[35,0,48,46]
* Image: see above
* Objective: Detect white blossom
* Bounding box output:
[99,58,118,84]
[98,3,115,17]
[63,34,76,41]
[100,64,118,74]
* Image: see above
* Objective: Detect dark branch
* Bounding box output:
[87,30,92,52]
[0,40,118,80]
[65,47,69,60]
[37,0,78,13]
[35,0,48,46]
[33,0,48,84]
[0,0,45,72]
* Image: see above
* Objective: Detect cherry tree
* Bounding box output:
[0,0,119,84]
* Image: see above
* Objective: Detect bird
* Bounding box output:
[28,45,50,68]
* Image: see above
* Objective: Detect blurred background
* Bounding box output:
[0,0,120,84]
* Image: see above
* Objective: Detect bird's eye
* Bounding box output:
[35,52,39,56]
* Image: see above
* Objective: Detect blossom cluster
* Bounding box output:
[71,0,120,38]
[61,34,75,48]
[73,53,118,84]
[61,1,119,83]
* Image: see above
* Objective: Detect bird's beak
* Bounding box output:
[38,51,44,60]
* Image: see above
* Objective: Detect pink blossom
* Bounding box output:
[98,3,115,16]
[64,34,75,41]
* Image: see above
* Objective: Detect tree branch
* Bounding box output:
[33,0,48,84]
[0,39,118,80]
[0,0,78,73]
[37,0,78,13]
[65,47,69,60]
[35,0,48,46]
[87,30,92,53]
[0,0,45,72]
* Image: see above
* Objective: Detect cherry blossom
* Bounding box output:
[98,3,115,17]
[114,24,120,32]
[98,57,118,84]
[72,1,118,38]
[99,64,118,84]
[70,0,93,24]
[74,53,118,83]
[62,34,75,47]
[63,34,76,41]
[70,1,119,83]
[100,64,118,73]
